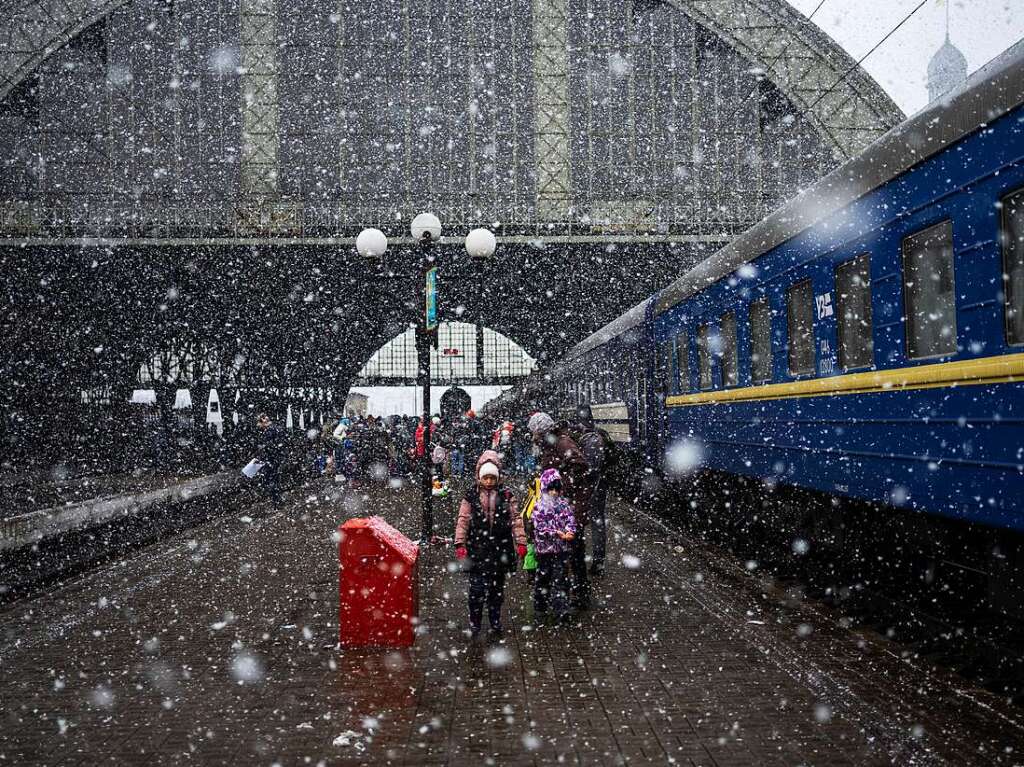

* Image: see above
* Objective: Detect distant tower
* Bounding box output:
[927,4,967,102]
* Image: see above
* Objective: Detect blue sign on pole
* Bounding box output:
[425,267,438,331]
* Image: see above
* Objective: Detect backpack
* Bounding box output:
[579,427,619,475]
[521,476,542,538]
[520,477,542,572]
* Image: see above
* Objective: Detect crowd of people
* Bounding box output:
[312,409,541,484]
[452,409,618,638]
[251,403,618,638]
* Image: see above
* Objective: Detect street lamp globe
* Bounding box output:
[465,227,496,259]
[356,227,388,258]
[410,213,442,243]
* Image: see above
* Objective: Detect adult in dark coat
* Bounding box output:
[364,417,392,480]
[573,406,617,576]
[448,413,469,477]
[255,412,286,508]
[527,411,594,608]
[465,410,487,458]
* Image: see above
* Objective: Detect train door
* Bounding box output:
[652,339,673,464]
[635,371,647,445]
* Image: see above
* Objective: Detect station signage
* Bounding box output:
[425,267,438,331]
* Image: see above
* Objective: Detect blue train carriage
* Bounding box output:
[652,40,1024,533]
[551,298,655,455]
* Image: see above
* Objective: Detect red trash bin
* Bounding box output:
[338,516,420,648]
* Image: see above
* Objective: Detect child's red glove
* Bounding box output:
[455,546,467,560]
[516,544,527,559]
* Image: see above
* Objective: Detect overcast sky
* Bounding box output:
[785,0,1024,115]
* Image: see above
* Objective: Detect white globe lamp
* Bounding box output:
[410,213,442,243]
[465,227,496,259]
[356,227,388,258]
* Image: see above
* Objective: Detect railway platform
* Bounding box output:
[0,467,200,520]
[0,480,1021,765]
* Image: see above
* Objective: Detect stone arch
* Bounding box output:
[439,387,472,421]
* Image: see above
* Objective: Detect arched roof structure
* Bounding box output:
[666,0,902,159]
[1,0,900,160]
[1,1,902,242]
[355,321,537,386]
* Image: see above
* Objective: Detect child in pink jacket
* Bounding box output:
[454,450,527,638]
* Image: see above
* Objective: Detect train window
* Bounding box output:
[903,220,957,359]
[720,312,738,387]
[749,299,772,383]
[1003,188,1024,346]
[835,253,873,370]
[675,332,689,392]
[697,324,713,390]
[787,280,815,375]
[660,341,675,393]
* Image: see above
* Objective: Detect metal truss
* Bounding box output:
[0,0,903,238]
[0,0,128,102]
[127,340,343,420]
[532,0,572,221]
[238,0,280,215]
[131,335,312,396]
[0,202,749,242]
[670,0,903,160]
[137,339,224,387]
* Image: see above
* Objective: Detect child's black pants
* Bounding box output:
[468,568,507,632]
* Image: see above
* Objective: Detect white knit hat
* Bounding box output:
[478,461,500,479]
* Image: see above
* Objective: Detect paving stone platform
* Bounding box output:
[1,479,1022,766]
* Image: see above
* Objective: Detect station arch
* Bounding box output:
[440,388,472,421]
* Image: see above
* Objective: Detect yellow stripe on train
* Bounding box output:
[665,352,1024,408]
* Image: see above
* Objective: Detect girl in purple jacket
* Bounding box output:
[531,468,577,623]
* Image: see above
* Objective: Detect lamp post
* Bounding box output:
[410,213,440,543]
[357,216,495,544]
